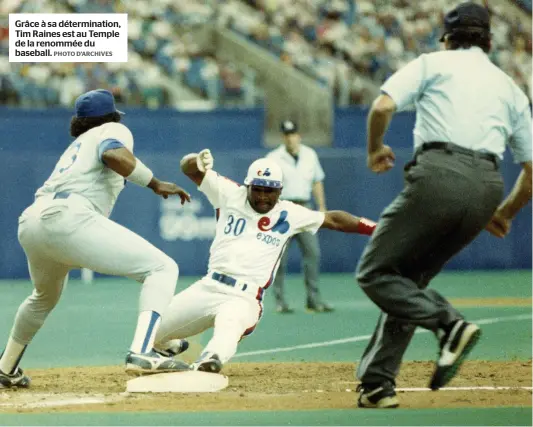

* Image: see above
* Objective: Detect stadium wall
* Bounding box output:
[0,108,530,279]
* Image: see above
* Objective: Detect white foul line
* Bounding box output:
[0,393,125,409]
[234,313,532,358]
[396,386,533,392]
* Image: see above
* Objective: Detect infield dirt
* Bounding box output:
[0,360,531,413]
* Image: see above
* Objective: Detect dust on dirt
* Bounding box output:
[0,360,530,413]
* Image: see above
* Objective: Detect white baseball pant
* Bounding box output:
[155,276,263,364]
[12,193,178,345]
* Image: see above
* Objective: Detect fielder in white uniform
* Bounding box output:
[0,89,191,389]
[153,151,378,373]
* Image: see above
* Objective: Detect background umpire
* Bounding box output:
[267,120,333,313]
[354,2,532,409]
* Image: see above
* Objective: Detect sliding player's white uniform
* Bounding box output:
[155,169,325,364]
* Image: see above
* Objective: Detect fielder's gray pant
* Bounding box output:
[356,148,503,384]
[273,225,321,305]
[12,194,179,346]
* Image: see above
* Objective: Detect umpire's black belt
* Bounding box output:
[418,142,500,168]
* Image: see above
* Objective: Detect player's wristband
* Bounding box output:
[126,158,154,187]
[357,217,377,235]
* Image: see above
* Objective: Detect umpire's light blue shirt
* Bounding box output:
[267,145,325,201]
[381,47,532,163]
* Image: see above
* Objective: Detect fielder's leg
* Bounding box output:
[0,214,70,388]
[0,255,69,388]
[38,205,187,373]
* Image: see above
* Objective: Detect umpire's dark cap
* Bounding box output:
[75,89,125,118]
[439,2,490,42]
[280,120,298,134]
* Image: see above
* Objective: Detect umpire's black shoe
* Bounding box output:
[306,301,334,313]
[430,320,481,390]
[357,381,399,408]
[275,303,294,314]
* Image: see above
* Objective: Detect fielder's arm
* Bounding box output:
[102,147,191,202]
[321,211,376,235]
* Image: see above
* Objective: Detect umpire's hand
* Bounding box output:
[368,145,395,173]
[485,209,511,238]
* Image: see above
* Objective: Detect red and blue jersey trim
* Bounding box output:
[255,240,290,302]
[241,303,264,339]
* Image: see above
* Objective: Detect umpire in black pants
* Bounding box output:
[355,2,532,409]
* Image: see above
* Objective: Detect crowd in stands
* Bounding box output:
[124,0,260,107]
[1,0,260,108]
[1,0,531,108]
[220,0,531,105]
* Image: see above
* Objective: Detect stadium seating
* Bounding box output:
[1,0,530,108]
[224,0,531,105]
[0,0,260,108]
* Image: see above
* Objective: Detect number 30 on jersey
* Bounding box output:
[224,215,246,236]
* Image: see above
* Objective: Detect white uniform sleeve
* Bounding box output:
[100,123,134,152]
[288,202,326,235]
[509,89,532,163]
[313,151,325,182]
[199,170,241,208]
[380,54,427,111]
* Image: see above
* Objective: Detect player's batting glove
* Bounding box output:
[196,149,214,172]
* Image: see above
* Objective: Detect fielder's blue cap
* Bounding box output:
[74,89,125,118]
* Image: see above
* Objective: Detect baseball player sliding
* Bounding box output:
[0,89,192,389]
[153,150,377,373]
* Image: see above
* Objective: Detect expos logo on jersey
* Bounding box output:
[256,210,289,246]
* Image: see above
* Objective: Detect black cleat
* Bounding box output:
[154,339,190,357]
[125,350,190,375]
[0,368,31,389]
[357,381,399,408]
[430,320,481,390]
[192,353,223,373]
